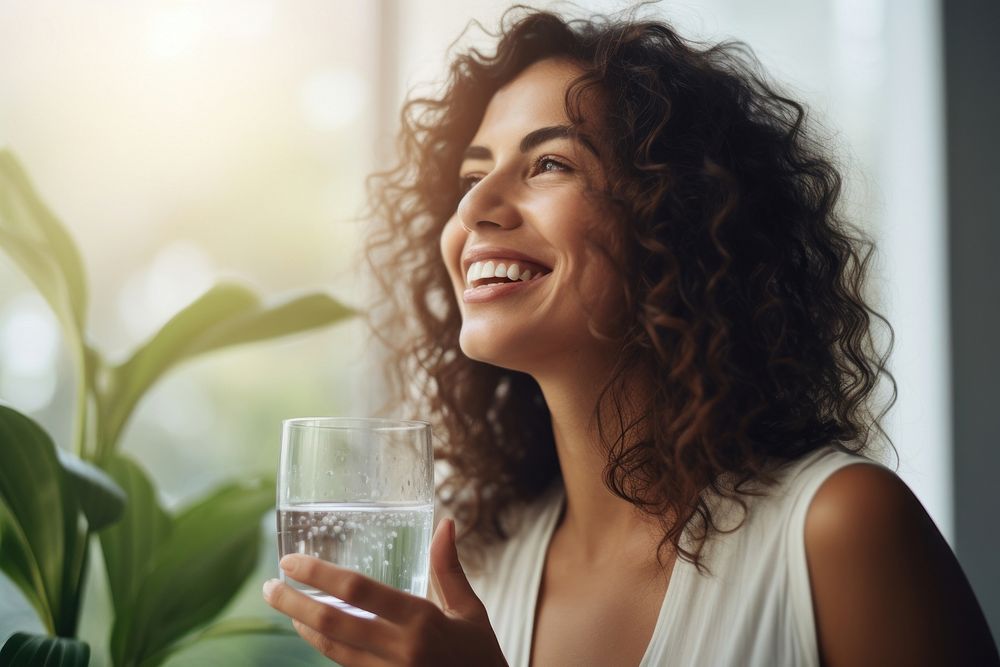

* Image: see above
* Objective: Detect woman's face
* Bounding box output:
[439,58,624,376]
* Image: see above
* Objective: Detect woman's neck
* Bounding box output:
[533,357,660,564]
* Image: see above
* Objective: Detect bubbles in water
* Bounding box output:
[278,503,433,597]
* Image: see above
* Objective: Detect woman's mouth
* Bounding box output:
[464,259,551,288]
[462,259,551,304]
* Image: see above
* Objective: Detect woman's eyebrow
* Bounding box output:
[461,125,600,162]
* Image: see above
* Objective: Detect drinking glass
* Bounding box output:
[277,417,434,615]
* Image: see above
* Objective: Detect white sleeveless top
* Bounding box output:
[461,445,886,667]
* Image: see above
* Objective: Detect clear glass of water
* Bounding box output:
[277,417,434,616]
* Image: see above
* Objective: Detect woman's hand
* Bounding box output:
[263,518,508,667]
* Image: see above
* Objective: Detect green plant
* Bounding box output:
[0,149,354,666]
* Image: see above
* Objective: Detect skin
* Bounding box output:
[440,58,661,566]
[806,464,999,666]
[263,519,507,666]
[264,57,1000,666]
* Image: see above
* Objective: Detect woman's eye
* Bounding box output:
[457,157,569,197]
[536,156,569,173]
[458,174,481,195]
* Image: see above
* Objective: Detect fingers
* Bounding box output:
[263,578,396,658]
[428,567,445,609]
[429,518,488,622]
[292,619,392,667]
[428,520,449,608]
[279,554,426,624]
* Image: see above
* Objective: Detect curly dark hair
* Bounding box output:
[365,4,896,572]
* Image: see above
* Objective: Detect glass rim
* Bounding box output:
[282,417,430,432]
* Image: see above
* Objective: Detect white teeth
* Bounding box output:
[464,259,546,287]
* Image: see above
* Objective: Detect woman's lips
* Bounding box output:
[462,272,550,304]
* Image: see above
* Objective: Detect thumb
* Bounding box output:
[429,518,486,622]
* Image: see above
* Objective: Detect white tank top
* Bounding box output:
[461,445,886,666]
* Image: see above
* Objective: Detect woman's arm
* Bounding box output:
[805,463,999,666]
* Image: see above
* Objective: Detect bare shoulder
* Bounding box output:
[804,462,999,666]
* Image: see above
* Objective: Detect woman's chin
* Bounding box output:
[458,328,539,373]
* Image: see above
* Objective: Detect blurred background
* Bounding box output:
[0,0,996,663]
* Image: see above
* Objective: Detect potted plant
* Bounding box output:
[0,149,353,666]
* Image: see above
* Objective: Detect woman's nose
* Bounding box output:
[456,171,522,232]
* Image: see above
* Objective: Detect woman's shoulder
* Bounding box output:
[802,455,1000,665]
[772,443,888,492]
[703,444,885,535]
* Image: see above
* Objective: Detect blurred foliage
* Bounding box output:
[0,149,353,665]
[0,632,90,666]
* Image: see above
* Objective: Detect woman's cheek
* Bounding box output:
[440,214,467,284]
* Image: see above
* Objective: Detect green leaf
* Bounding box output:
[102,283,353,451]
[0,497,52,633]
[0,229,80,349]
[99,456,171,620]
[110,477,275,667]
[54,456,87,638]
[99,283,257,455]
[0,405,69,634]
[0,150,89,465]
[84,344,105,397]
[0,149,88,333]
[184,292,354,353]
[0,633,90,666]
[56,449,126,532]
[138,618,297,667]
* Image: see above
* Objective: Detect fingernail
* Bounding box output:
[279,555,297,573]
[262,578,279,600]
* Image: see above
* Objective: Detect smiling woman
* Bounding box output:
[440,58,623,373]
[262,5,1000,667]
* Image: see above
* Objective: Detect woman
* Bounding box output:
[264,7,999,665]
